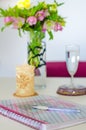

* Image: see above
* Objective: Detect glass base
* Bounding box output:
[35,70,46,90]
[57,85,86,96]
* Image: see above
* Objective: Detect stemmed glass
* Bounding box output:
[57,44,86,96]
[66,44,79,89]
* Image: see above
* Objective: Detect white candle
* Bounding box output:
[14,64,35,97]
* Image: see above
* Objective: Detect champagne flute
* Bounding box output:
[57,44,86,96]
[66,44,79,88]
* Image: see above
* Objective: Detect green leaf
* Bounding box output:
[0,24,11,31]
[1,26,5,31]
[0,8,6,16]
[48,31,53,40]
[48,12,58,21]
[18,29,22,37]
[54,0,64,7]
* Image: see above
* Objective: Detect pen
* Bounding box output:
[32,105,80,113]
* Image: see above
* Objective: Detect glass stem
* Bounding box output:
[71,75,74,87]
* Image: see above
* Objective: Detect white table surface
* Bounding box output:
[0,77,86,130]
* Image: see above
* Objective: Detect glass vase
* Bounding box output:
[27,31,46,89]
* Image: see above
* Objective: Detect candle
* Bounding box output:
[14,64,35,97]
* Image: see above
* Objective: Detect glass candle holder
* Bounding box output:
[14,64,36,97]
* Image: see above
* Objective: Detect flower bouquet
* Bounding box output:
[0,0,65,68]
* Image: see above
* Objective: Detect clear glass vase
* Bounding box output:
[27,31,46,89]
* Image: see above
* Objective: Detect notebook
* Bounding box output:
[0,95,86,130]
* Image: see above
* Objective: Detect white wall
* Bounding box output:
[0,0,86,77]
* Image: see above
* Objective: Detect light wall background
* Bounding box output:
[0,0,86,77]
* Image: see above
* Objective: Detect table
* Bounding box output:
[0,77,86,130]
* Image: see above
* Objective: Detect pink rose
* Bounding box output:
[26,16,37,26]
[4,17,13,24]
[12,17,25,29]
[35,10,45,21]
[53,23,63,31]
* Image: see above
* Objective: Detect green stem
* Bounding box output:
[27,31,46,68]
